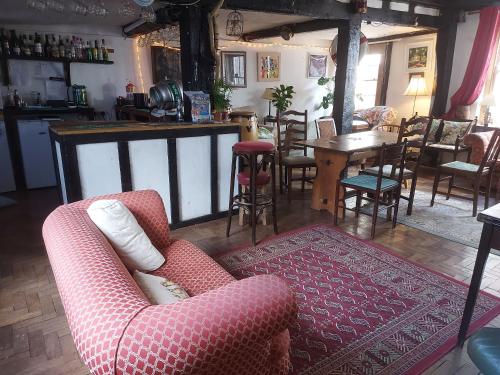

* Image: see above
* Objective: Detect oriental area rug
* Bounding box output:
[216,225,500,375]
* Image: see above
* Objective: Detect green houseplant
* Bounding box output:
[317,76,334,110]
[212,78,233,121]
[272,84,295,113]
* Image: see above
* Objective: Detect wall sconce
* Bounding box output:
[280,26,294,41]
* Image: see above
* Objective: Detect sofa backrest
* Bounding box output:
[42,190,169,374]
[464,130,496,165]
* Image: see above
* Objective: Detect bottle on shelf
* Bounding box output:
[2,29,10,56]
[70,38,76,60]
[101,39,109,61]
[51,35,59,58]
[65,37,72,60]
[86,41,93,61]
[33,33,43,57]
[58,36,65,59]
[92,40,98,61]
[44,34,52,58]
[11,30,20,56]
[22,34,31,56]
[97,39,103,61]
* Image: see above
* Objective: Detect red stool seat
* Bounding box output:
[233,141,274,153]
[237,171,271,186]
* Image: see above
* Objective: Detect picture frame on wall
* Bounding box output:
[307,54,328,78]
[221,51,247,88]
[257,52,281,82]
[404,40,433,73]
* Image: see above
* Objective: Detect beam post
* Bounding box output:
[431,8,458,116]
[179,4,215,92]
[333,17,361,135]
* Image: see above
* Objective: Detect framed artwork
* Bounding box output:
[151,46,181,83]
[405,40,433,72]
[221,51,247,88]
[307,54,328,78]
[257,52,281,82]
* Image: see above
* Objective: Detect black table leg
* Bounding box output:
[457,222,494,347]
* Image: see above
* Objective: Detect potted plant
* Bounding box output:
[212,78,232,122]
[272,84,295,114]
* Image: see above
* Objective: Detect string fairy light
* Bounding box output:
[218,39,330,51]
[134,40,145,93]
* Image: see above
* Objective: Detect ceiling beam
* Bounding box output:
[224,0,442,28]
[447,0,500,10]
[242,19,341,41]
[368,29,436,44]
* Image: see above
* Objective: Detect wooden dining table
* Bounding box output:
[295,130,399,217]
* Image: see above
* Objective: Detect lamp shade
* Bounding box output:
[261,88,276,100]
[404,76,429,96]
[482,94,497,107]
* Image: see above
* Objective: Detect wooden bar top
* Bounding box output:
[49,120,241,136]
[296,131,399,154]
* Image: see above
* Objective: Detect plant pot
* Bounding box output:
[213,112,224,122]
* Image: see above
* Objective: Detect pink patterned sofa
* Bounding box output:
[464,130,500,190]
[42,190,297,374]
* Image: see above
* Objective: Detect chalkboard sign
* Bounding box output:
[151,46,182,84]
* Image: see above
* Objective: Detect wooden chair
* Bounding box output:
[277,110,316,201]
[426,118,477,163]
[334,141,408,239]
[431,130,500,217]
[362,116,433,215]
[315,117,336,139]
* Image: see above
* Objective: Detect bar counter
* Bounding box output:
[50,121,241,228]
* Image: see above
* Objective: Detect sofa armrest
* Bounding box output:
[117,274,297,373]
[464,131,495,164]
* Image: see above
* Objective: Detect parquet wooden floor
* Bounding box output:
[1,173,499,375]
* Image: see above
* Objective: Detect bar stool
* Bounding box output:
[226,141,278,245]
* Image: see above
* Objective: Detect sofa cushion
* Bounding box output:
[87,199,165,272]
[428,119,442,143]
[133,270,189,304]
[439,121,470,145]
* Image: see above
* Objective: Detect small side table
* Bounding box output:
[458,203,500,347]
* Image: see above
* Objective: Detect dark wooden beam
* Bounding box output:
[368,29,436,44]
[378,42,393,106]
[432,8,459,117]
[446,0,500,11]
[179,4,215,92]
[225,0,443,28]
[242,19,341,41]
[333,17,361,135]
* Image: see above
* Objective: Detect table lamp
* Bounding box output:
[482,94,496,126]
[404,75,428,118]
[261,88,276,120]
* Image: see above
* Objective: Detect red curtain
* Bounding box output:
[446,7,500,119]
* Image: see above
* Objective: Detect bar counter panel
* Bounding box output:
[50,121,242,228]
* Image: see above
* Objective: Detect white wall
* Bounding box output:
[1,24,152,119]
[219,40,334,134]
[447,13,480,114]
[385,33,437,123]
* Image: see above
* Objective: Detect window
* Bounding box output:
[355,54,382,109]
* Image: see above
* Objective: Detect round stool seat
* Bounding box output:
[233,141,274,153]
[237,171,271,186]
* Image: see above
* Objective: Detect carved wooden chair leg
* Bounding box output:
[446,175,455,200]
[485,171,494,210]
[371,192,380,239]
[301,167,306,192]
[472,183,480,217]
[287,166,293,203]
[238,185,246,226]
[355,191,361,218]
[407,173,418,216]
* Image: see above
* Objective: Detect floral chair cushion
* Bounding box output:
[438,121,470,145]
[428,119,442,143]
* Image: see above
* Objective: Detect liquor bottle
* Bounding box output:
[101,39,108,61]
[51,35,59,58]
[11,30,20,56]
[22,35,31,56]
[1,29,10,56]
[58,36,65,58]
[70,39,76,60]
[44,34,52,58]
[97,39,103,61]
[65,37,71,59]
[92,40,98,61]
[86,41,93,61]
[34,33,43,57]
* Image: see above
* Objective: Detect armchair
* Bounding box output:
[42,190,297,375]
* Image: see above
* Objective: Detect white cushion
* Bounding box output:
[133,270,189,305]
[87,199,165,272]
